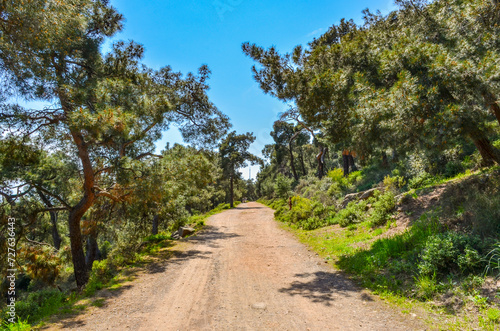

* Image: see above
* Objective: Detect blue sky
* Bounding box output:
[108,0,397,179]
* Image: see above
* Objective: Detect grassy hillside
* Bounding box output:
[260,167,500,330]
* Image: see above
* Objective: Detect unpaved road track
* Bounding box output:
[46,202,424,330]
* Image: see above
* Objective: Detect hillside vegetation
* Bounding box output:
[2,0,500,330]
[244,0,500,328]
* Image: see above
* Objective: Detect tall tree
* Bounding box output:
[0,0,229,287]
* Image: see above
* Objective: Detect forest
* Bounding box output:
[2,0,500,329]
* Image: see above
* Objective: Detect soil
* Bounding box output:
[44,202,425,330]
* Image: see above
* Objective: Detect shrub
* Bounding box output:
[369,191,396,227]
[301,216,324,230]
[408,172,437,189]
[274,174,293,200]
[327,168,347,187]
[20,245,61,286]
[383,170,406,192]
[11,289,66,324]
[418,232,484,277]
[444,161,464,178]
[332,200,367,227]
[85,260,115,296]
[144,233,170,243]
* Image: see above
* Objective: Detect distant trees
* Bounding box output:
[219,131,261,207]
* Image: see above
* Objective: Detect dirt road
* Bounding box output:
[47,202,424,330]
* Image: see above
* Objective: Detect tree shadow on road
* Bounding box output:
[235,206,266,210]
[42,225,240,329]
[278,271,374,306]
[185,225,241,248]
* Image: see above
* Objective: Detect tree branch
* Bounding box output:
[31,184,71,209]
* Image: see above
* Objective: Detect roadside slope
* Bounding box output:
[45,202,423,330]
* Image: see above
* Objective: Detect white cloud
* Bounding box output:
[306,27,325,38]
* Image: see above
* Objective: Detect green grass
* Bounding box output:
[1,318,31,331]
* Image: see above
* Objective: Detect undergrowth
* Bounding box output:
[263,166,500,329]
[1,202,239,329]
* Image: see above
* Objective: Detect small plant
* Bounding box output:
[1,318,31,331]
[487,308,500,323]
[408,172,440,189]
[415,273,439,300]
[11,289,66,324]
[144,233,170,243]
[85,260,115,296]
[461,275,485,294]
[383,170,406,192]
[484,242,500,278]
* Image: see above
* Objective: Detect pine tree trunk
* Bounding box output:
[471,136,500,166]
[289,142,299,181]
[230,172,234,208]
[85,231,101,270]
[68,130,96,288]
[466,123,500,165]
[152,214,159,235]
[348,153,357,172]
[50,211,62,251]
[299,147,307,176]
[342,151,350,177]
[68,208,89,288]
[37,190,62,250]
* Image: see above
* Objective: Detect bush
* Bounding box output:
[10,289,66,324]
[408,172,439,189]
[383,170,406,192]
[418,232,484,277]
[144,233,170,243]
[85,260,115,296]
[332,200,367,227]
[444,161,464,178]
[274,174,293,200]
[369,191,396,227]
[21,245,61,286]
[327,168,348,187]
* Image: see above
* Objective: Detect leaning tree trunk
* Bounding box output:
[68,206,91,288]
[470,135,500,166]
[68,130,96,288]
[466,123,500,166]
[37,190,62,250]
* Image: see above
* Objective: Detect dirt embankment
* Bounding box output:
[45,202,424,330]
